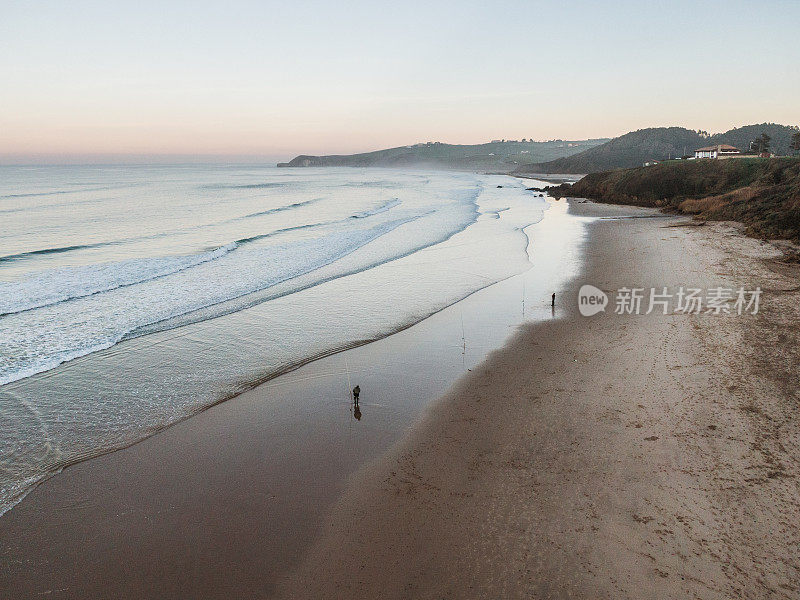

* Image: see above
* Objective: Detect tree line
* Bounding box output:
[751,129,800,155]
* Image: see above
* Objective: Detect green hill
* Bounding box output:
[277,139,608,172]
[548,157,800,242]
[706,124,798,156]
[517,124,799,174]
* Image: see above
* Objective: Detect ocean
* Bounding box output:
[0,164,549,515]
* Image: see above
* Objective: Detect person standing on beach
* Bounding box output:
[551,292,556,307]
[352,385,361,420]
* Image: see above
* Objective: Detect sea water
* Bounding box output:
[0,164,549,514]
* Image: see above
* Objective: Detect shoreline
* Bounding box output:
[3,197,797,598]
[0,171,544,518]
[0,197,592,598]
[513,172,584,184]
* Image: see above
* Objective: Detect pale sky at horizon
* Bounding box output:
[2,0,798,163]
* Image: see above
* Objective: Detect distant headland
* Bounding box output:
[280,123,799,174]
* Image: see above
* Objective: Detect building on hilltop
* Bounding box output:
[694,144,741,159]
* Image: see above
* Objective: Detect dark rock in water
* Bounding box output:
[497,185,503,188]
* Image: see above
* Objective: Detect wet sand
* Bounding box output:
[279,206,800,598]
[0,200,590,598]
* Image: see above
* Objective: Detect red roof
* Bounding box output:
[696,144,740,152]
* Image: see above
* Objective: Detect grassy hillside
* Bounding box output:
[517,127,702,174]
[517,124,799,174]
[548,158,800,242]
[277,139,608,172]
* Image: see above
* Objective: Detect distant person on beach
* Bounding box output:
[552,292,556,307]
[353,385,362,420]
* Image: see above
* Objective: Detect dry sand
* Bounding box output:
[278,203,800,599]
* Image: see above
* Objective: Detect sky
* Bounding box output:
[1,0,798,163]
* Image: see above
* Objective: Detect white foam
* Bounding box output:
[0,218,442,385]
[0,242,238,315]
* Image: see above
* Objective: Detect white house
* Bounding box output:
[694,144,740,159]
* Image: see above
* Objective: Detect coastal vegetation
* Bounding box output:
[548,158,800,242]
[792,130,800,154]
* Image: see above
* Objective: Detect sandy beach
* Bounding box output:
[279,203,800,599]
[5,3,798,598]
[2,199,798,599]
